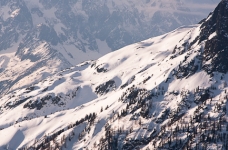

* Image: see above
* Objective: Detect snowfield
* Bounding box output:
[0,22,227,149]
[1,0,228,149]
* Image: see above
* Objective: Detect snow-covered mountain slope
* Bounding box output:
[0,24,199,150]
[1,1,228,149]
[0,0,220,95]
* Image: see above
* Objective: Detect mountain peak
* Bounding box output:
[199,0,228,73]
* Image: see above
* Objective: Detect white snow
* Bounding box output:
[0,24,220,149]
[208,31,217,40]
[10,9,20,18]
[0,1,224,148]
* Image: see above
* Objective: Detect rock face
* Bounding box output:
[200,0,228,73]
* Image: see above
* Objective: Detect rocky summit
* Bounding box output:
[200,0,228,74]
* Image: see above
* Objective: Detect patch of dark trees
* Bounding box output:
[21,112,97,150]
[5,96,32,109]
[23,95,62,110]
[95,80,116,95]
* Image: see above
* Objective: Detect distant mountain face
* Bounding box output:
[0,0,213,54]
[0,0,219,94]
[1,1,228,150]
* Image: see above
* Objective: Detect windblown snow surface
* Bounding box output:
[0,22,227,150]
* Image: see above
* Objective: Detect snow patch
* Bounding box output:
[208,31,217,40]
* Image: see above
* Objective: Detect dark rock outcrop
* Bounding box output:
[200,0,228,73]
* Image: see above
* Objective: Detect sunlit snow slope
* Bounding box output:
[1,1,228,150]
